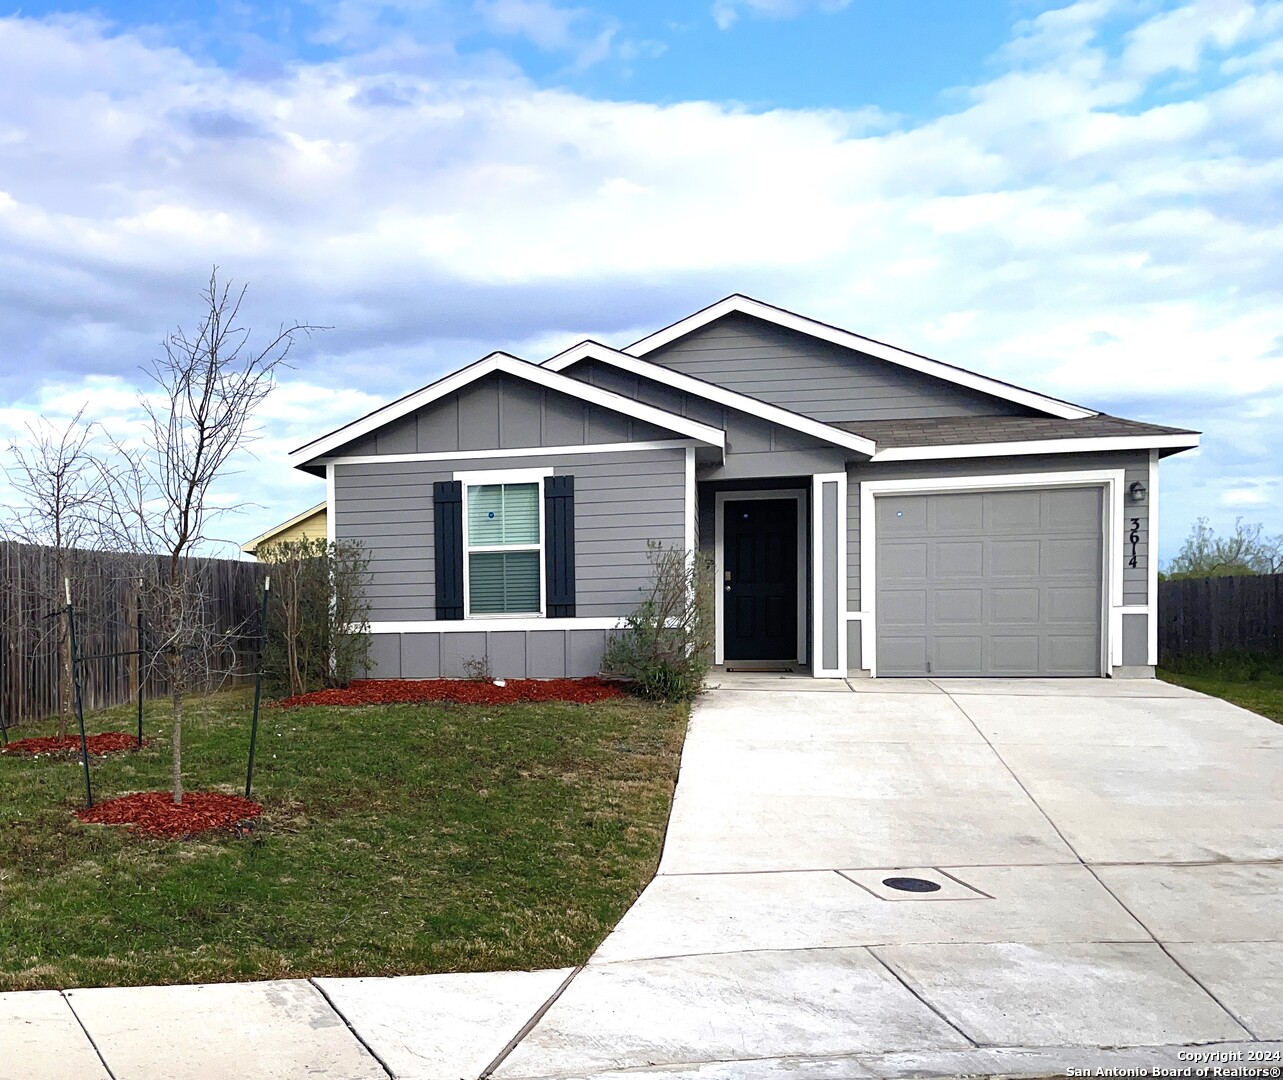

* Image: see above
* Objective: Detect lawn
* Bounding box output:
[0,687,688,990]
[1159,654,1283,725]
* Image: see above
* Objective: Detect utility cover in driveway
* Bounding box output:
[875,488,1104,677]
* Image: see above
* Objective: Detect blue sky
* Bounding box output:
[7,0,1029,112]
[1,0,1281,560]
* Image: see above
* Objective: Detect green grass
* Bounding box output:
[0,688,688,990]
[1159,653,1283,725]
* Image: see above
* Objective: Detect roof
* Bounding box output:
[289,351,727,469]
[290,297,1197,473]
[241,503,327,555]
[831,415,1201,461]
[624,295,1096,421]
[542,340,877,457]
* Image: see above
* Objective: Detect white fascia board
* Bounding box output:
[544,340,877,457]
[312,440,697,467]
[625,296,1096,421]
[1148,449,1160,668]
[290,352,724,468]
[368,617,623,634]
[869,433,1201,462]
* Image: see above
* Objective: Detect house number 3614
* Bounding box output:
[1128,518,1141,569]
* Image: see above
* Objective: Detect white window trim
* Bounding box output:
[857,469,1126,678]
[713,489,807,667]
[621,295,1096,420]
[456,468,553,620]
[812,473,848,678]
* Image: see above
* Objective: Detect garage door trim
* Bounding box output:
[858,469,1126,678]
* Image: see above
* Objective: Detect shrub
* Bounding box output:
[602,542,714,702]
[258,537,372,699]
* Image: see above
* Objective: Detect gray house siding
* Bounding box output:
[643,313,1036,424]
[334,447,686,623]
[573,358,848,479]
[845,451,1153,612]
[332,371,674,458]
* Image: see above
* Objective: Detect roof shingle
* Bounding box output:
[833,414,1199,448]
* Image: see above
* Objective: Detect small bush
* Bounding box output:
[602,543,714,702]
[259,537,373,699]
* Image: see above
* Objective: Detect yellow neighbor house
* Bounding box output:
[241,503,328,559]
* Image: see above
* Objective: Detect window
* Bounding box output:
[462,475,544,616]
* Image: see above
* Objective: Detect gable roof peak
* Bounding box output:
[623,295,1096,421]
[289,347,725,469]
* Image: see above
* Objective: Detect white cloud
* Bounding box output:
[1,3,1282,555]
[710,0,850,32]
[1122,0,1259,77]
[1221,486,1274,507]
[475,0,618,67]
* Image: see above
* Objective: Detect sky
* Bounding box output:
[1,0,1281,562]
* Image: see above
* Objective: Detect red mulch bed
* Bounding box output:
[272,677,626,709]
[2,732,145,758]
[76,792,264,838]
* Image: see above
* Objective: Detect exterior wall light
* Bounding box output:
[1129,481,1147,502]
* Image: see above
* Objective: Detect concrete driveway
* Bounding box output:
[494,677,1283,1078]
[8,677,1282,1079]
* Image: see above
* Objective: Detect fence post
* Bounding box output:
[66,579,93,808]
[245,576,271,800]
[136,599,146,750]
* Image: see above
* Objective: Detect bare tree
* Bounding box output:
[100,269,320,803]
[1,408,105,736]
[1166,517,1283,578]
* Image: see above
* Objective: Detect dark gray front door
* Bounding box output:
[876,487,1104,677]
[724,498,798,661]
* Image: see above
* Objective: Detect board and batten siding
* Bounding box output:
[332,371,674,458]
[574,358,847,480]
[643,313,1035,425]
[367,629,614,680]
[333,447,687,623]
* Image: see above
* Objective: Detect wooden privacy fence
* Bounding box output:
[0,542,266,730]
[1158,573,1283,658]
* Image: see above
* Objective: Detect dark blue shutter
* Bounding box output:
[544,475,576,618]
[433,480,464,620]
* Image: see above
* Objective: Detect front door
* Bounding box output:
[724,498,798,661]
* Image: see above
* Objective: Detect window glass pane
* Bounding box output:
[468,483,539,546]
[469,551,540,614]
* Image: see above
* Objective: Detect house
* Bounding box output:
[241,503,328,559]
[289,296,1199,680]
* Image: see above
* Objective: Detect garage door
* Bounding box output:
[875,487,1104,677]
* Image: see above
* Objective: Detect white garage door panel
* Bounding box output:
[876,487,1104,677]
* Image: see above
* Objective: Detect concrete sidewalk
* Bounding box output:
[6,677,1283,1079]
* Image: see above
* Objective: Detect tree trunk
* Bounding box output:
[58,617,72,739]
[170,667,184,805]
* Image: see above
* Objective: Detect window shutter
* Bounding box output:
[433,480,464,620]
[544,474,576,618]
